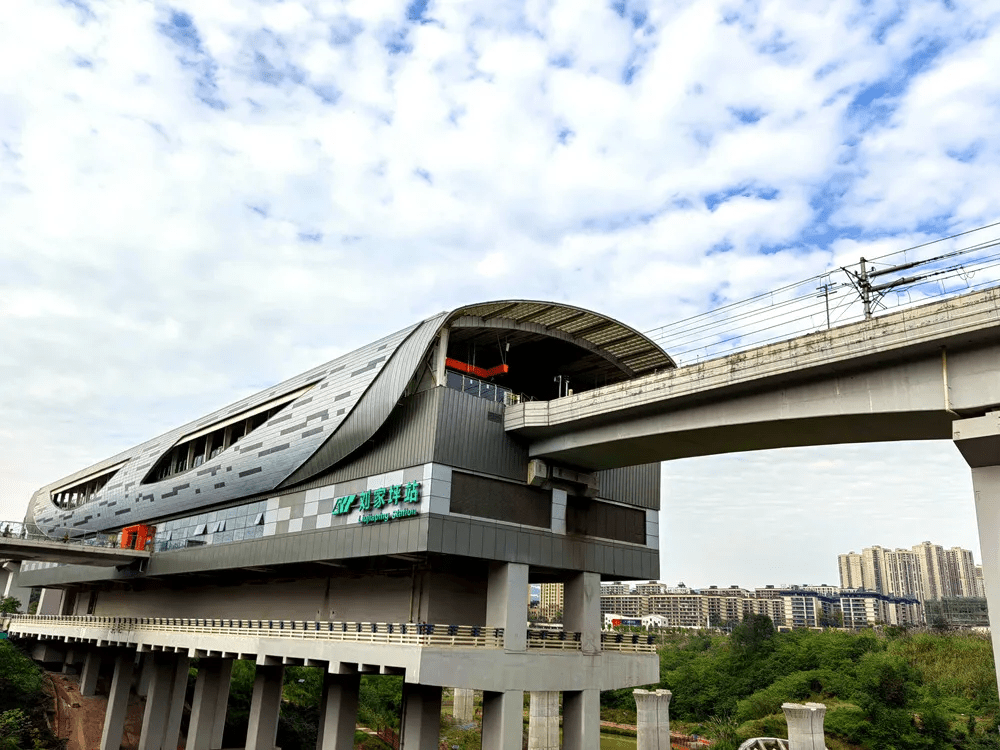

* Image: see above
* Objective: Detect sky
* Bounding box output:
[3,0,1000,590]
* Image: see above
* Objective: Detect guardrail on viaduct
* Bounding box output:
[3,615,657,653]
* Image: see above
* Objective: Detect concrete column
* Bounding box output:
[136,653,154,697]
[316,671,360,750]
[79,648,102,697]
[565,571,601,655]
[1,562,29,610]
[100,649,137,750]
[138,653,176,750]
[61,647,79,675]
[481,690,523,750]
[633,689,672,750]
[245,663,284,750]
[188,657,233,750]
[36,587,65,615]
[400,682,442,750]
[487,562,529,652]
[528,691,559,750]
[453,687,475,723]
[162,654,191,750]
[955,413,1000,697]
[563,689,600,750]
[781,702,826,750]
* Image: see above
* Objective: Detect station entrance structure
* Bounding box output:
[8,300,669,750]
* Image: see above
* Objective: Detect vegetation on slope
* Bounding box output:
[602,617,1000,750]
[0,641,64,750]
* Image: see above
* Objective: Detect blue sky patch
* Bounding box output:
[705,185,779,212]
[406,0,430,23]
[730,108,764,124]
[414,168,432,184]
[947,143,981,164]
[159,10,203,54]
[297,232,323,243]
[557,128,574,145]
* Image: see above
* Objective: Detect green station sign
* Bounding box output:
[331,481,421,525]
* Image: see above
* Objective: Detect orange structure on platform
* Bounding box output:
[445,358,509,379]
[120,524,155,551]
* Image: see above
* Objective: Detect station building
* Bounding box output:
[7,300,671,750]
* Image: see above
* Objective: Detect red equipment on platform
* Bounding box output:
[445,358,509,379]
[120,524,155,551]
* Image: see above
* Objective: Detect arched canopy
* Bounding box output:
[445,300,675,384]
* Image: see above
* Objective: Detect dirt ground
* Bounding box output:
[48,671,148,750]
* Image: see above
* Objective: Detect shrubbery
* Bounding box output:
[601,623,1000,749]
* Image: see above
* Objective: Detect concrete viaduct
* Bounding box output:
[507,285,1000,689]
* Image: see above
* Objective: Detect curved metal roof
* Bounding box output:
[447,300,676,377]
[25,300,674,537]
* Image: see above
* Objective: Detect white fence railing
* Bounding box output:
[4,615,658,653]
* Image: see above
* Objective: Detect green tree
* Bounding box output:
[0,597,20,614]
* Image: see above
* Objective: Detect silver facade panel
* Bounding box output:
[27,321,423,537]
[596,464,661,510]
[279,314,447,487]
[432,387,528,482]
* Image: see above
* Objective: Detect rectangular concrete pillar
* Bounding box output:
[565,572,601,654]
[162,654,191,750]
[400,682,442,750]
[528,691,559,750]
[782,702,826,750]
[136,653,153,697]
[955,413,1000,698]
[634,689,671,750]
[316,671,360,750]
[188,657,233,750]
[487,562,529,652]
[245,663,284,750]
[563,689,600,750]
[138,653,176,750]
[482,689,523,750]
[79,648,102,697]
[453,687,475,724]
[100,649,137,750]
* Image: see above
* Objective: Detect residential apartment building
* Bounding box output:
[538,582,564,621]
[601,582,920,630]
[838,542,982,603]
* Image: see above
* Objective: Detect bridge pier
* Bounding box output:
[79,646,102,696]
[100,648,137,750]
[316,671,360,750]
[400,682,443,749]
[246,663,284,750]
[453,687,475,723]
[528,691,560,750]
[955,412,1000,697]
[633,689,671,750]
[188,656,233,750]
[482,689,524,750]
[138,653,177,750]
[563,689,600,750]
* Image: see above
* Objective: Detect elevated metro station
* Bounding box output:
[5,300,672,750]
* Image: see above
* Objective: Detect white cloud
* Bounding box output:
[0,0,997,592]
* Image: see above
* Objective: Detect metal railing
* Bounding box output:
[4,615,658,653]
[600,631,658,653]
[5,615,504,649]
[527,628,582,650]
[0,521,122,549]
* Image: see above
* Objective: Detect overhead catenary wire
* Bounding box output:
[644,224,1000,365]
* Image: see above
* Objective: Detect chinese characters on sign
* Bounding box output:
[332,481,421,524]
